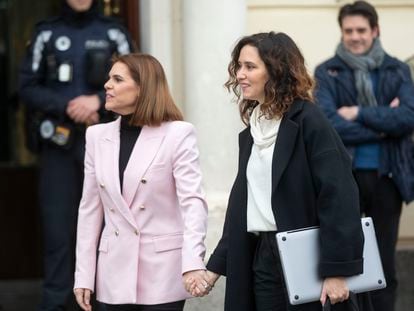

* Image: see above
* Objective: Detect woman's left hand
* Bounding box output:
[73,288,92,311]
[320,277,349,306]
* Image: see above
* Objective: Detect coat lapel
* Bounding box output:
[237,128,253,230]
[271,101,302,193]
[335,70,356,102]
[122,125,166,206]
[238,127,253,175]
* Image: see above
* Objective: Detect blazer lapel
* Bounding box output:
[122,125,166,206]
[99,118,137,228]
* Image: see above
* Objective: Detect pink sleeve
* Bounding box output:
[172,123,208,273]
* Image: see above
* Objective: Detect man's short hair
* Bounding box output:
[338,1,378,29]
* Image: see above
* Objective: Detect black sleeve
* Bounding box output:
[358,64,414,136]
[206,206,230,276]
[19,27,70,117]
[303,105,364,277]
[314,65,382,145]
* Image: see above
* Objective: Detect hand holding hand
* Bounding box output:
[205,270,220,287]
[320,277,349,306]
[183,270,210,297]
[186,270,220,297]
[73,288,92,311]
[183,269,216,297]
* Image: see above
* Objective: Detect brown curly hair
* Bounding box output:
[225,32,315,125]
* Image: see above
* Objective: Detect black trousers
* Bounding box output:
[253,232,321,311]
[37,135,85,311]
[104,300,185,311]
[354,170,402,311]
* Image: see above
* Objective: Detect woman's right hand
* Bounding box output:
[320,277,349,306]
[73,288,92,311]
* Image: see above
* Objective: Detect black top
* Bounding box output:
[119,115,141,192]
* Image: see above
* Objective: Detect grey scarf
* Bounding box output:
[336,38,385,107]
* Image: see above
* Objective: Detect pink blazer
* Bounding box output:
[74,118,208,305]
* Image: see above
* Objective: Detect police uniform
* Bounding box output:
[18,1,133,310]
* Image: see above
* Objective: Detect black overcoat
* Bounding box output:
[207,100,365,311]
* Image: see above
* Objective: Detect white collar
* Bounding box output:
[249,105,282,149]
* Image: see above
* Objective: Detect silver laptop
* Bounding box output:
[275,217,386,305]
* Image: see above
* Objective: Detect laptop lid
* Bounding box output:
[275,217,386,305]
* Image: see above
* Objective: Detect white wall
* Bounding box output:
[181,0,246,205]
[140,0,414,238]
[140,0,246,206]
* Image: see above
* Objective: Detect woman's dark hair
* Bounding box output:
[338,1,378,29]
[113,53,183,127]
[225,32,314,125]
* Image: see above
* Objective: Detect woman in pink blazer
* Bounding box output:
[73,53,209,311]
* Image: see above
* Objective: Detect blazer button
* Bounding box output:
[115,230,119,236]
[109,207,115,212]
[139,205,145,210]
[134,229,140,236]
[141,178,147,184]
[100,183,105,188]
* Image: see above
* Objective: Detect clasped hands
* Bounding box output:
[183,270,219,297]
[66,95,100,125]
[337,97,400,122]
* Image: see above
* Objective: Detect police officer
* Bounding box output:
[19,0,134,310]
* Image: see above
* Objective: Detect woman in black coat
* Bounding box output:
[186,32,365,311]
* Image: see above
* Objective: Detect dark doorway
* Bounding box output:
[0,0,140,280]
[0,0,10,162]
[0,0,60,281]
[104,0,141,50]
[0,2,139,310]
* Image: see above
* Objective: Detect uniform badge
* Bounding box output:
[52,126,71,146]
[39,119,55,139]
[55,36,71,51]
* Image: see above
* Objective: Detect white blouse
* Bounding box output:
[247,105,282,232]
